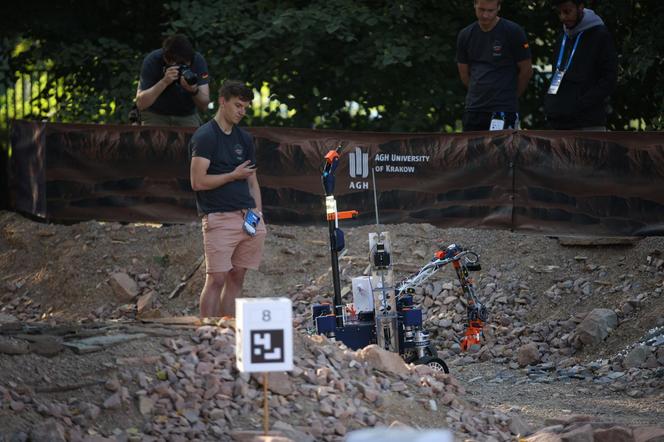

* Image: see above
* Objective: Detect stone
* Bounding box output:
[559,424,593,442]
[545,416,593,426]
[607,371,625,380]
[574,309,618,347]
[593,426,633,442]
[391,381,407,392]
[22,335,64,357]
[272,421,314,442]
[253,372,294,396]
[517,343,541,367]
[29,419,66,442]
[623,346,651,369]
[229,431,292,441]
[196,361,214,375]
[136,290,156,314]
[109,272,139,301]
[357,344,409,375]
[85,403,101,420]
[10,400,24,412]
[105,378,121,392]
[440,392,456,405]
[439,319,452,328]
[103,393,122,409]
[525,430,563,442]
[443,296,457,305]
[633,426,664,442]
[509,413,532,437]
[182,408,199,424]
[621,303,635,315]
[138,395,154,416]
[656,347,664,365]
[362,388,379,402]
[0,336,30,355]
[0,313,19,329]
[64,333,148,354]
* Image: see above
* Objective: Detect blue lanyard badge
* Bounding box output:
[548,32,584,95]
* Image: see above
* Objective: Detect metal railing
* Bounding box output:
[1,70,65,209]
[1,70,64,149]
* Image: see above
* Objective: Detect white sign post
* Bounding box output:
[236,297,293,436]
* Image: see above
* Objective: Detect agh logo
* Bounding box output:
[348,146,369,189]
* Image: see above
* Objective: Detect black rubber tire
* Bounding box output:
[415,356,449,373]
[425,344,438,357]
[402,349,418,364]
[478,305,489,322]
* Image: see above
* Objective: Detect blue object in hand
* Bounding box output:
[243,209,260,236]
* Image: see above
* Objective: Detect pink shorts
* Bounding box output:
[201,210,267,273]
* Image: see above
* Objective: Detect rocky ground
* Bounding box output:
[0,210,663,441]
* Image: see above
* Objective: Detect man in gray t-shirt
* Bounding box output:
[456,0,533,131]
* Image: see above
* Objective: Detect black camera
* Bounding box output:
[128,104,140,125]
[177,65,198,85]
[372,242,391,269]
[165,64,198,86]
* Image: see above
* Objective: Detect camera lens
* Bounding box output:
[178,65,198,86]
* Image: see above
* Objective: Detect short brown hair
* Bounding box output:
[162,34,195,64]
[219,80,254,102]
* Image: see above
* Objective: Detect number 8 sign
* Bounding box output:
[236,298,293,373]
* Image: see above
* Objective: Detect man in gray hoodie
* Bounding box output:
[544,0,617,130]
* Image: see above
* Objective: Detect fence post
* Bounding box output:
[0,139,8,211]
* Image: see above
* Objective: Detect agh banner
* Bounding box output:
[9,121,664,236]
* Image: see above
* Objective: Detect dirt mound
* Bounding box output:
[1,210,663,440]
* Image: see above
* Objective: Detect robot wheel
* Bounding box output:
[415,356,449,373]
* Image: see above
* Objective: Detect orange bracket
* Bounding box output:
[326,210,359,221]
[324,150,340,164]
[460,320,484,351]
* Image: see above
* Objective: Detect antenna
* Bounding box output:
[371,166,380,227]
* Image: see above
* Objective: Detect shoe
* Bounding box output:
[217,315,236,328]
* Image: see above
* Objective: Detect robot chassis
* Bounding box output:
[311,148,488,372]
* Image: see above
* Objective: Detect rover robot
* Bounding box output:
[311,148,488,372]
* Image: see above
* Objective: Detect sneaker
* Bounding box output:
[217,316,235,328]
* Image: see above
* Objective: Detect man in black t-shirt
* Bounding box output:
[456,0,533,131]
[135,34,210,127]
[189,80,265,318]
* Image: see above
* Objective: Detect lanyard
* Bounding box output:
[555,31,584,72]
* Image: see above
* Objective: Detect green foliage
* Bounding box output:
[164,0,470,131]
[0,38,14,96]
[1,0,662,131]
[0,1,166,125]
[599,1,664,130]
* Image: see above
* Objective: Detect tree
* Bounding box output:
[0,1,167,123]
[1,0,662,131]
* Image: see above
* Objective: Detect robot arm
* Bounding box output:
[396,245,480,297]
[396,243,488,351]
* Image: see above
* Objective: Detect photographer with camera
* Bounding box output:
[135,34,210,127]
